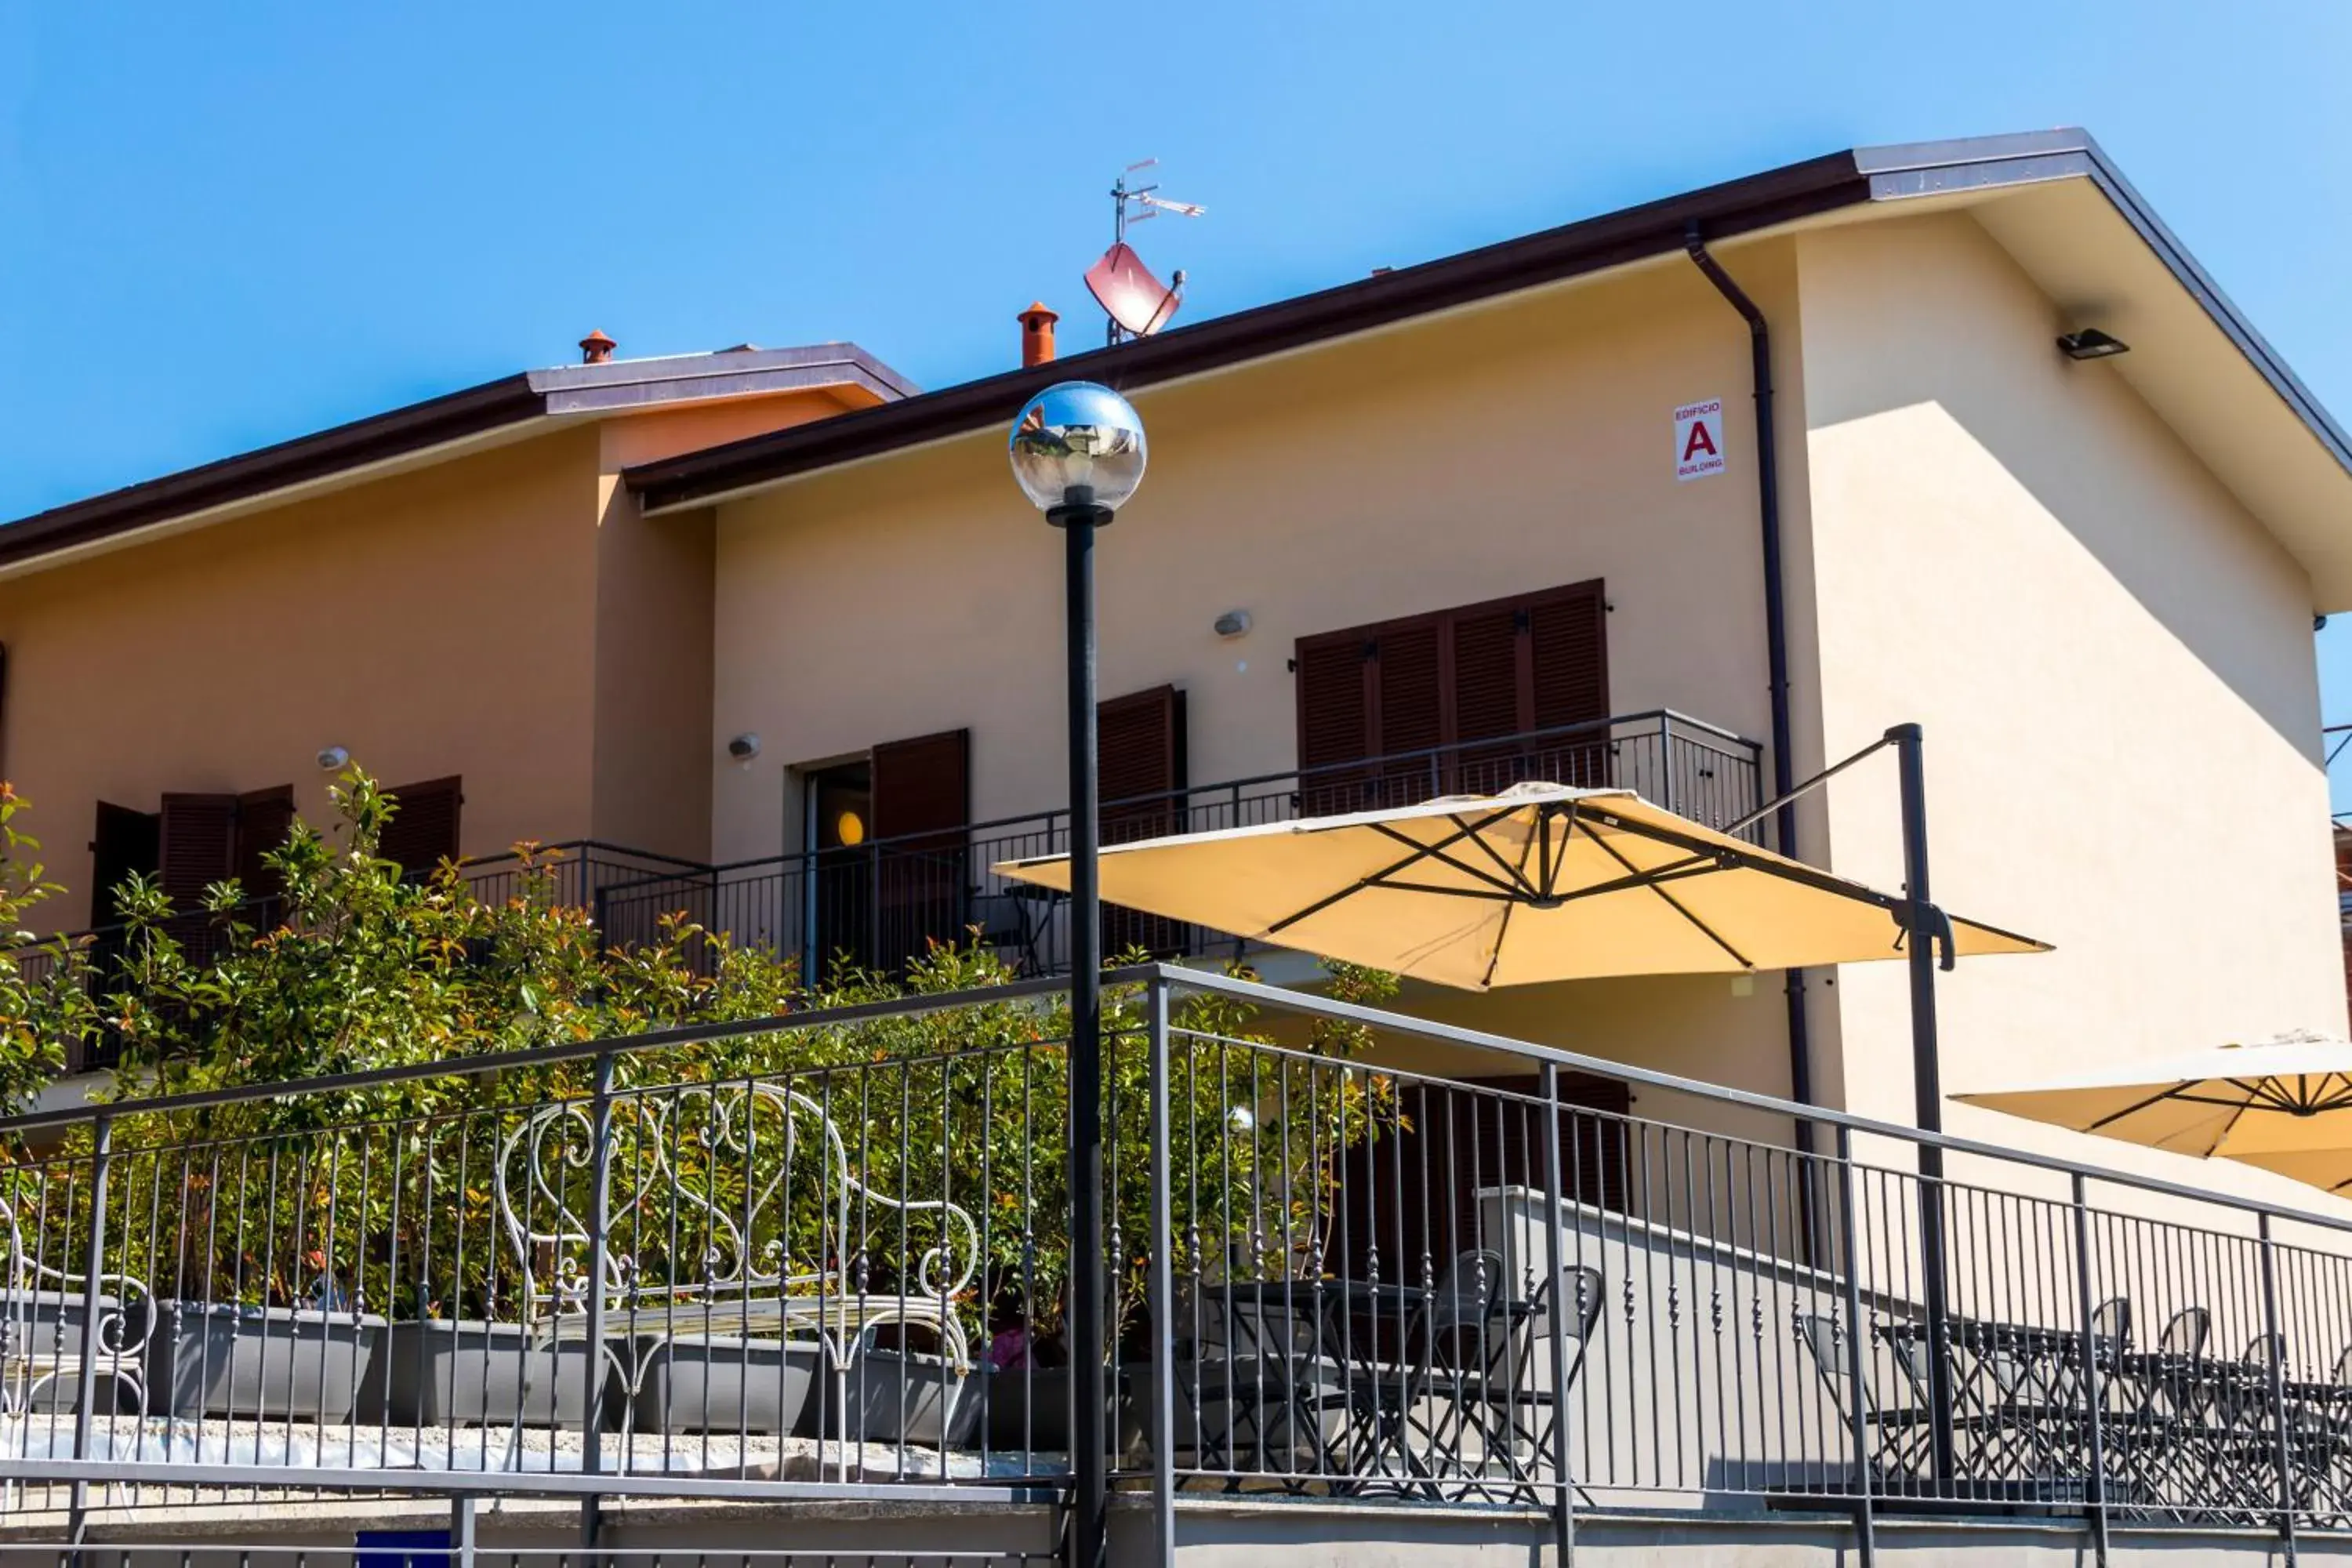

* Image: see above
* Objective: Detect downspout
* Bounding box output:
[1684,224,1819,1173]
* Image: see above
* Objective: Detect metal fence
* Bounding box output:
[11,964,2349,1559]
[601,710,1764,982]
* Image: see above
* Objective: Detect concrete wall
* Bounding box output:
[1790,210,2343,1211]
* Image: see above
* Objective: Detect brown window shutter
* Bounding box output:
[158,792,238,959]
[1526,581,1611,786]
[1294,633,1374,815]
[234,785,296,915]
[1334,1072,1631,1285]
[1098,686,1189,957]
[1371,619,1443,805]
[1448,604,1530,794]
[870,730,970,971]
[380,776,463,877]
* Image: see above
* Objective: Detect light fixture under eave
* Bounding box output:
[2057,328,2130,361]
[1086,243,1183,339]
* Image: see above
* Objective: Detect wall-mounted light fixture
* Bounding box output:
[316,746,350,771]
[2056,328,2130,361]
[1214,609,1253,639]
[728,733,762,762]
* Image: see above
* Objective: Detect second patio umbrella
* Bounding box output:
[993,779,2044,990]
[1957,1032,2352,1193]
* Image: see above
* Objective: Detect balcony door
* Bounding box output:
[1293,579,1610,815]
[804,731,970,982]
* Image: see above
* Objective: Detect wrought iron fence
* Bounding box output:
[601,710,1765,983]
[9,964,2352,1561]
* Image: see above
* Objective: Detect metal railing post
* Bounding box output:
[2259,1212,2300,1561]
[1659,714,1677,815]
[68,1112,114,1544]
[1833,1126,1876,1568]
[2070,1172,2111,1567]
[581,1047,617,1549]
[1145,973,1178,1568]
[452,1494,477,1568]
[1538,1064,1577,1566]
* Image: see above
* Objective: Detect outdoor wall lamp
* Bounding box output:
[316,746,350,771]
[1006,378,1145,1568]
[727,732,761,762]
[2056,328,2130,361]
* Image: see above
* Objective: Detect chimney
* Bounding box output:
[579,329,617,365]
[1018,303,1058,368]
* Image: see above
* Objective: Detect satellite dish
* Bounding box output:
[1086,241,1183,339]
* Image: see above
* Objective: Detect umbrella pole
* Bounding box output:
[1890,721,1957,1484]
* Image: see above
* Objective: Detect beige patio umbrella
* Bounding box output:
[993,780,2045,990]
[1957,1032,2352,1192]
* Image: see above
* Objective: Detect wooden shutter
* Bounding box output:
[1335,1072,1631,1285]
[870,730,970,972]
[1295,578,1612,811]
[234,785,296,916]
[1294,633,1372,815]
[380,777,463,877]
[158,792,238,959]
[1098,686,1188,957]
[1372,619,1444,806]
[1526,581,1612,788]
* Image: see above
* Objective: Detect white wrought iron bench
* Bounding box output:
[495,1076,981,1449]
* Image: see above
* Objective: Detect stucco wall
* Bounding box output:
[0,426,605,927]
[587,394,869,862]
[1791,209,2342,1203]
[709,246,1815,1106]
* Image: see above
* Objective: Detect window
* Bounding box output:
[1294,579,1610,812]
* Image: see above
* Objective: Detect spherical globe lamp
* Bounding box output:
[1007,381,1147,518]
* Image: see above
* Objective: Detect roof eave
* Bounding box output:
[625,149,1876,514]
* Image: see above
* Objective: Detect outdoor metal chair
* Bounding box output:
[1796,1312,1937,1493]
[1391,1250,1553,1501]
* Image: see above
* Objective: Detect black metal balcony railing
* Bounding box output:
[589,710,1762,983]
[9,966,2352,1555]
[5,713,1759,1070]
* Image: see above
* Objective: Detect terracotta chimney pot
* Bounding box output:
[1018,303,1058,368]
[579,329,617,365]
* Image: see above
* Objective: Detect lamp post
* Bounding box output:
[1008,381,1147,1568]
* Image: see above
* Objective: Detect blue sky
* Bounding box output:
[5,2,2351,785]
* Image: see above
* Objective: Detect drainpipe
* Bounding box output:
[1684,225,1820,1189]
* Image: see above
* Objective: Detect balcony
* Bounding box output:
[577,709,1766,983]
[2,968,2347,1564]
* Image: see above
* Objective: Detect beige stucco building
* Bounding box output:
[627,132,2351,1209]
[8,126,2352,1567]
[1,129,2345,1200]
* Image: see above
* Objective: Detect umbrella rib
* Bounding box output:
[1453,813,1548,897]
[1363,819,1540,901]
[1570,811,1754,970]
[1262,810,1523,938]
[1479,800,1550,989]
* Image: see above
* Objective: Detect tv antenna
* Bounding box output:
[1090,159,1204,346]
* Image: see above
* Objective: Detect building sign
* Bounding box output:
[1675,397,1726,481]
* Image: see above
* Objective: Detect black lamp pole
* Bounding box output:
[1051,489,1112,1568]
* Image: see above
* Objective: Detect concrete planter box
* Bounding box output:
[978,1363,1148,1457]
[361,1319,627,1429]
[630,1334,818,1436]
[814,1347,979,1448]
[146,1302,387,1421]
